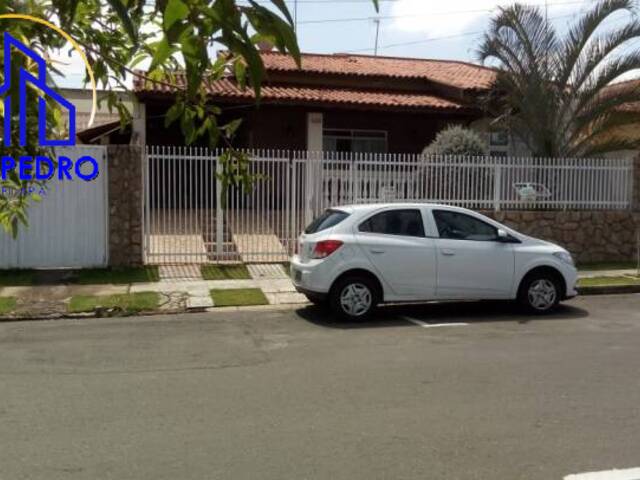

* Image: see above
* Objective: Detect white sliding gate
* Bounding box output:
[143,147,635,265]
[0,146,108,269]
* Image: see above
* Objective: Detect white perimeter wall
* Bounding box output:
[0,146,108,269]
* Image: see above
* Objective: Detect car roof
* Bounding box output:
[334,203,473,213]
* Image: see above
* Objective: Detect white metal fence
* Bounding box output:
[143,147,635,264]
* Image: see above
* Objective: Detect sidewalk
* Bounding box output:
[0,264,307,319]
[1,267,638,320]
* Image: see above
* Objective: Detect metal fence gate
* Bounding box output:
[144,147,310,264]
[143,146,635,265]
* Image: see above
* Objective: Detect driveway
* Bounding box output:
[0,295,639,479]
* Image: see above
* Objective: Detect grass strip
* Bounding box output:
[210,288,269,307]
[0,270,37,286]
[75,267,160,284]
[578,261,638,272]
[201,265,251,280]
[68,292,160,313]
[0,297,17,315]
[578,276,640,287]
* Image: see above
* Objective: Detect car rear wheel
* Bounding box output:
[330,276,379,321]
[519,273,561,314]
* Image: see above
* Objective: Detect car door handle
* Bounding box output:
[369,249,385,254]
[441,249,455,256]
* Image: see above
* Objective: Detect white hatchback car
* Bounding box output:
[290,203,578,320]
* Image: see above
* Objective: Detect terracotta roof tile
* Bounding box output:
[134,76,469,111]
[261,51,496,91]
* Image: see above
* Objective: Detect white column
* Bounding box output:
[306,112,323,152]
[131,101,146,146]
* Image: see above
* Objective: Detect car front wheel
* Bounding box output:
[330,276,378,321]
[519,273,561,314]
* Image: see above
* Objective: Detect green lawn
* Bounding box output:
[68,292,160,314]
[0,270,37,286]
[0,267,160,287]
[578,261,639,271]
[578,276,640,287]
[0,297,17,315]
[210,288,269,307]
[75,267,160,284]
[201,264,251,280]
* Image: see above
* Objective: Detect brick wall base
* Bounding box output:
[485,210,639,264]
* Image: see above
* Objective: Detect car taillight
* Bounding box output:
[312,240,343,259]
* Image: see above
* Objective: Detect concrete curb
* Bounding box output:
[0,303,306,323]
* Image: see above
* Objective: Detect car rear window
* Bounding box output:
[305,209,350,234]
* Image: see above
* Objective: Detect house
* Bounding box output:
[60,88,134,131]
[60,88,136,144]
[81,51,523,157]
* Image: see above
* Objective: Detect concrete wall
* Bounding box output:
[107,145,143,267]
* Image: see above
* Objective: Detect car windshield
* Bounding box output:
[304,209,350,234]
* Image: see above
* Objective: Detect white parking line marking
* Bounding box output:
[402,317,469,328]
[564,467,640,479]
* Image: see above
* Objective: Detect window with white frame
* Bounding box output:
[323,129,388,153]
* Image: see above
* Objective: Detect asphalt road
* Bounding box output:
[1,295,640,480]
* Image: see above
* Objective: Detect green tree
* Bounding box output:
[478,0,640,157]
[0,0,380,236]
[423,125,488,156]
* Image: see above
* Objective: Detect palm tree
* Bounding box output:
[478,0,640,157]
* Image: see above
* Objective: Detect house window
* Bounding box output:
[489,130,510,158]
[323,129,388,153]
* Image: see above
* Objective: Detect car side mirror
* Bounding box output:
[496,228,520,243]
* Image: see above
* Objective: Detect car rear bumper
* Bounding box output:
[294,286,328,301]
[290,255,334,294]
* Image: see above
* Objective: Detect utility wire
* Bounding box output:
[346,10,601,53]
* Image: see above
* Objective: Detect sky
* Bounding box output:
[53,0,635,88]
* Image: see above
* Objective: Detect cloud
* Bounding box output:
[389,0,584,37]
[49,43,90,87]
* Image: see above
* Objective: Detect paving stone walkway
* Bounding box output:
[158,264,203,281]
[247,263,289,280]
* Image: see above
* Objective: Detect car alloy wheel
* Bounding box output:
[339,283,372,317]
[527,278,557,311]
